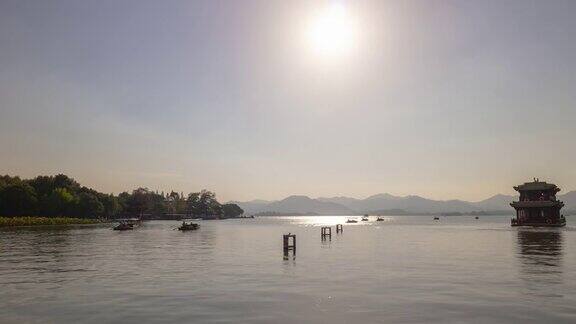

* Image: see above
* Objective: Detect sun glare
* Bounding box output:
[306,3,358,60]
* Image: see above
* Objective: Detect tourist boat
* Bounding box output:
[178,221,200,231]
[361,215,369,221]
[346,218,358,223]
[433,217,440,220]
[510,179,567,227]
[376,217,384,221]
[113,222,134,231]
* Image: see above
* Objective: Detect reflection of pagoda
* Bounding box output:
[511,179,566,227]
[516,230,564,290]
[517,230,563,268]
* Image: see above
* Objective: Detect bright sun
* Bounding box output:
[306,3,358,60]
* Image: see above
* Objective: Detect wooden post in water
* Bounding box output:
[321,226,332,242]
[283,233,296,254]
[283,233,296,260]
[336,224,343,233]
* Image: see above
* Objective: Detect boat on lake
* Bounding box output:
[361,215,369,221]
[346,218,358,223]
[433,217,440,220]
[113,222,134,231]
[376,217,384,221]
[178,221,200,231]
[115,218,142,225]
[510,179,567,227]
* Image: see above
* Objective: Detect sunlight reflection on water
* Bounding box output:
[279,215,395,226]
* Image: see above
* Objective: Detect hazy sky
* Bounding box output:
[1,0,575,202]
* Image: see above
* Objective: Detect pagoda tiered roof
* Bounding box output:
[510,200,564,208]
[513,179,560,192]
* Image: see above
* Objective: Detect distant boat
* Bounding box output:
[361,215,369,221]
[376,217,384,221]
[113,222,134,231]
[346,218,358,223]
[475,216,479,220]
[115,218,142,225]
[178,221,200,231]
[433,217,440,220]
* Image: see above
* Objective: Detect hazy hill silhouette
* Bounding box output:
[257,195,352,215]
[560,191,576,211]
[233,191,576,215]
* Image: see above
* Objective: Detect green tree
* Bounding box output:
[0,175,21,189]
[28,174,80,199]
[148,191,168,216]
[27,175,54,198]
[0,182,38,216]
[222,203,244,218]
[167,191,188,214]
[120,188,168,217]
[99,194,122,219]
[44,187,76,217]
[166,191,179,214]
[186,192,201,216]
[125,188,150,217]
[187,190,222,217]
[53,174,79,191]
[75,192,104,218]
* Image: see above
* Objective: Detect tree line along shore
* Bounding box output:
[0,174,244,227]
[0,216,102,227]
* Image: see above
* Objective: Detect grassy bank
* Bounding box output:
[0,216,103,227]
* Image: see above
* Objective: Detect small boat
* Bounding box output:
[178,221,200,231]
[475,216,479,220]
[433,217,440,220]
[113,222,134,231]
[361,215,369,221]
[346,218,358,223]
[376,217,384,221]
[115,218,142,226]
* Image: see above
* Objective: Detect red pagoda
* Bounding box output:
[511,178,566,227]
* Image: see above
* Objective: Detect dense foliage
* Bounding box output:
[0,217,101,227]
[0,174,243,219]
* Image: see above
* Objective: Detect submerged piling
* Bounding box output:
[283,233,296,260]
[321,226,332,237]
[283,233,296,252]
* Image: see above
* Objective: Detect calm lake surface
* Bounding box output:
[2,216,576,323]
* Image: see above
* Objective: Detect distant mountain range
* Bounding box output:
[231,191,576,216]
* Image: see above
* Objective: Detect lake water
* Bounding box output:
[1,216,576,323]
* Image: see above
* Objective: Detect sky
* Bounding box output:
[1,0,575,202]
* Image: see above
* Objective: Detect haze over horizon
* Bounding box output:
[2,0,576,202]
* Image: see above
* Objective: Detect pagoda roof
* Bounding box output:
[513,180,560,192]
[511,201,564,208]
